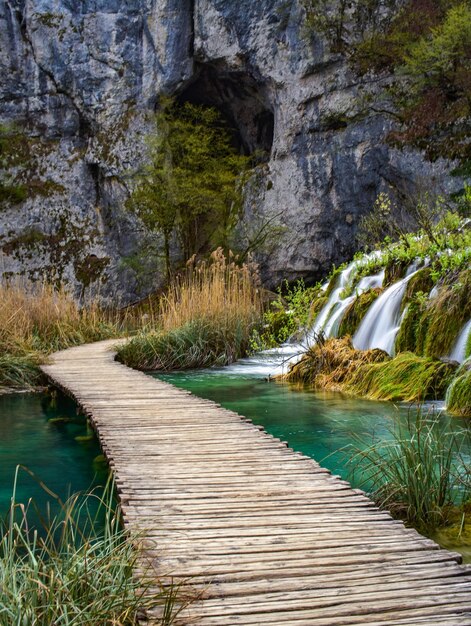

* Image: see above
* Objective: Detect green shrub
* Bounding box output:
[117,319,252,371]
[338,289,381,337]
[254,280,320,349]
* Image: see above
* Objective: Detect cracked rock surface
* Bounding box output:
[0,0,458,300]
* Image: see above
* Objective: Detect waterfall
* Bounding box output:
[352,264,420,355]
[449,320,471,363]
[307,257,385,342]
[307,261,358,341]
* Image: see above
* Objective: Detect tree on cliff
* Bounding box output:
[127,99,250,280]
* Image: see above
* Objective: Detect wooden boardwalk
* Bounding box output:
[41,340,471,625]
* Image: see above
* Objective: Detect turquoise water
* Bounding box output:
[156,369,447,483]
[0,391,107,520]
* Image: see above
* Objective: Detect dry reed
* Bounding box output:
[160,248,262,332]
[0,279,137,387]
[117,249,264,370]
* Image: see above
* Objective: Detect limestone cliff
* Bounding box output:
[0,0,458,301]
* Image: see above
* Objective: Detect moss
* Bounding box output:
[338,288,381,337]
[74,255,110,288]
[396,293,427,354]
[347,352,457,402]
[2,228,47,255]
[324,269,341,297]
[446,368,471,417]
[319,111,349,131]
[36,12,62,27]
[403,267,434,304]
[309,295,328,320]
[383,258,409,287]
[419,270,471,358]
[282,337,389,388]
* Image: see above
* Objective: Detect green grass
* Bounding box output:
[117,318,254,371]
[446,367,471,417]
[350,410,471,532]
[0,353,44,389]
[0,469,190,625]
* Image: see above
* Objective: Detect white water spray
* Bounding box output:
[449,320,471,364]
[352,263,421,355]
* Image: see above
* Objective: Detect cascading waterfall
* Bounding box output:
[352,263,421,355]
[322,271,385,338]
[308,260,358,341]
[308,257,384,343]
[449,319,471,363]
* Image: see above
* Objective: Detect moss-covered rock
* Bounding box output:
[418,270,471,358]
[347,352,458,402]
[282,337,389,388]
[309,295,328,321]
[339,288,381,337]
[396,293,428,354]
[384,258,410,287]
[284,338,458,403]
[403,268,434,304]
[324,269,341,297]
[446,366,471,417]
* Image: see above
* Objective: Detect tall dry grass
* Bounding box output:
[0,280,137,387]
[160,248,262,332]
[117,249,264,370]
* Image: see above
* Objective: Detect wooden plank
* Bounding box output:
[40,339,471,626]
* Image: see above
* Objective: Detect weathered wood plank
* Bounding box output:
[40,340,471,625]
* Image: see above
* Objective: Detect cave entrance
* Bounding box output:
[177,63,274,159]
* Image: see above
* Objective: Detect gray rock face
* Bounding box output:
[0,0,458,299]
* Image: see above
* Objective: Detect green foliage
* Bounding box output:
[127,99,251,278]
[354,1,471,168]
[393,3,471,163]
[253,281,320,349]
[0,354,44,389]
[346,352,457,401]
[352,0,447,73]
[357,190,448,252]
[350,410,471,531]
[0,471,187,625]
[302,0,398,52]
[446,366,471,416]
[395,291,428,353]
[418,270,471,358]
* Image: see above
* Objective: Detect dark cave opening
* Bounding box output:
[177,63,274,159]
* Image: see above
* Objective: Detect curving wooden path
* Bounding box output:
[41,340,471,625]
